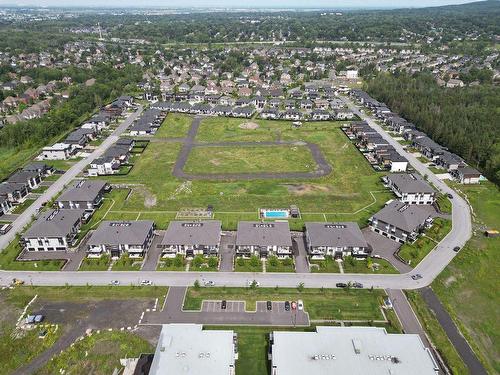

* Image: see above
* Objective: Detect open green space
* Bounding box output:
[234,256,263,272]
[0,239,64,271]
[431,181,500,373]
[184,145,317,174]
[36,331,153,375]
[266,256,295,272]
[157,254,187,271]
[184,287,386,320]
[0,145,40,181]
[96,116,390,230]
[155,112,193,138]
[111,255,143,271]
[398,218,452,266]
[342,256,399,274]
[189,255,219,271]
[435,193,452,214]
[79,255,111,271]
[11,199,35,214]
[310,256,340,273]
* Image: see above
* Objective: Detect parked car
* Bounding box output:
[12,278,24,286]
[266,301,272,311]
[291,301,297,310]
[446,193,453,199]
[221,300,227,310]
[0,224,12,235]
[453,246,461,253]
[336,283,348,288]
[110,280,120,286]
[383,297,393,309]
[248,280,260,287]
[352,282,363,289]
[34,314,44,323]
[297,300,304,310]
[140,280,153,286]
[204,280,215,286]
[25,315,36,324]
[411,274,423,280]
[284,301,290,311]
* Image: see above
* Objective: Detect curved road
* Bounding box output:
[0,98,472,289]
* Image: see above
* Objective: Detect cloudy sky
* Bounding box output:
[0,0,481,8]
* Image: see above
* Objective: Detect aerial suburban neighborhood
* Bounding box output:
[0,1,498,375]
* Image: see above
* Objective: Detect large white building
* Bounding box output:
[383,173,436,205]
[270,326,439,375]
[149,324,237,375]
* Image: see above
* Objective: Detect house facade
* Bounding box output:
[56,179,108,212]
[383,173,436,205]
[235,221,292,258]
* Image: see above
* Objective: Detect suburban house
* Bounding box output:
[160,220,222,258]
[435,151,465,171]
[235,221,292,258]
[305,222,370,259]
[451,166,481,184]
[368,200,433,244]
[22,162,54,177]
[56,179,108,212]
[86,220,155,258]
[311,110,331,121]
[7,170,41,190]
[65,128,95,148]
[0,195,12,215]
[21,209,85,251]
[374,147,408,172]
[412,136,444,160]
[0,182,29,203]
[383,173,436,205]
[39,143,76,160]
[88,156,120,176]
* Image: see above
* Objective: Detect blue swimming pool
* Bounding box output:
[263,210,289,219]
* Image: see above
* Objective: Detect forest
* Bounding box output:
[364,72,500,185]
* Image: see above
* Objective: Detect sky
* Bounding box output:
[0,0,482,9]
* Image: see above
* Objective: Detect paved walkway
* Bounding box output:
[142,286,310,326]
[171,116,332,180]
[421,287,487,375]
[293,234,310,273]
[141,233,163,271]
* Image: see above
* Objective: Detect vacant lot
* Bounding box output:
[155,113,192,138]
[432,181,500,373]
[184,144,317,174]
[95,116,390,230]
[184,287,386,321]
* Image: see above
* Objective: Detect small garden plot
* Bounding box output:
[157,254,187,271]
[189,255,219,272]
[310,256,341,273]
[266,256,295,272]
[342,256,399,274]
[184,145,317,174]
[111,255,143,271]
[11,199,35,214]
[0,240,64,271]
[234,256,263,272]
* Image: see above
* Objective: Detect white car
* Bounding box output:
[140,280,153,286]
[248,280,260,287]
[204,280,215,287]
[297,299,304,310]
[110,280,120,286]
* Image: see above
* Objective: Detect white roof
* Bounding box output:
[271,327,438,375]
[43,142,71,151]
[149,324,235,375]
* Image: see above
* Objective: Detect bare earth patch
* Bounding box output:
[443,275,457,287]
[209,159,221,166]
[239,122,259,130]
[283,183,332,195]
[133,185,157,208]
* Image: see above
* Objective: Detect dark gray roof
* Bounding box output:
[8,170,39,183]
[372,201,430,233]
[56,179,107,203]
[87,220,154,246]
[0,182,26,195]
[305,222,368,248]
[161,220,222,246]
[23,209,85,238]
[385,173,435,194]
[236,221,292,247]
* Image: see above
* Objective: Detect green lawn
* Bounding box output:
[406,291,468,374]
[266,256,295,272]
[11,199,35,214]
[95,116,390,230]
[36,331,153,375]
[436,193,452,214]
[398,218,452,266]
[157,255,186,271]
[342,256,399,274]
[155,112,193,138]
[431,181,500,373]
[111,255,143,271]
[183,145,317,174]
[79,255,111,271]
[189,255,219,272]
[0,239,64,271]
[0,145,40,181]
[234,256,263,272]
[310,256,340,273]
[184,287,386,320]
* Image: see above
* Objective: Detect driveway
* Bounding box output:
[142,286,310,326]
[142,232,164,271]
[292,234,310,273]
[219,232,236,272]
[362,227,411,273]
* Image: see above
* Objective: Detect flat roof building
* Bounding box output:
[236,221,292,258]
[160,220,222,258]
[149,324,236,375]
[56,179,108,211]
[270,326,439,375]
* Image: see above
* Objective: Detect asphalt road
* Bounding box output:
[0,105,144,252]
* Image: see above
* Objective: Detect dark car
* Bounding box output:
[336,283,348,288]
[411,274,423,280]
[446,193,453,199]
[266,301,272,311]
[284,301,290,311]
[221,300,227,310]
[352,282,363,289]
[453,246,461,252]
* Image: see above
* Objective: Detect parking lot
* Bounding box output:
[202,300,245,312]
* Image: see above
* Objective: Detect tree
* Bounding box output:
[194,279,200,290]
[297,282,304,292]
[249,255,260,268]
[208,256,218,269]
[192,255,203,268]
[173,255,183,268]
[268,256,279,267]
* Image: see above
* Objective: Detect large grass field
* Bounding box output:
[431,181,500,373]
[183,287,386,321]
[184,144,317,174]
[96,115,390,230]
[155,112,193,138]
